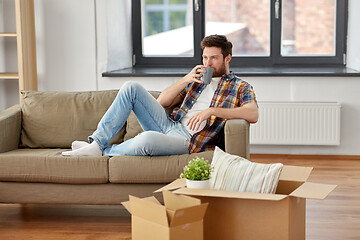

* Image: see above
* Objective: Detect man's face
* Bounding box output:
[202,47,230,77]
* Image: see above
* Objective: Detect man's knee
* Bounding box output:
[121,81,142,92]
[135,131,158,146]
[118,81,144,99]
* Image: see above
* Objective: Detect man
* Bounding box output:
[62,35,258,156]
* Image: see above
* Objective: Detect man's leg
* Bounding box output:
[62,81,174,156]
[103,131,190,156]
[91,81,174,149]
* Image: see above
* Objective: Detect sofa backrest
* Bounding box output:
[20,90,125,148]
[20,90,162,149]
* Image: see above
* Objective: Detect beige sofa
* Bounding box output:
[0,90,249,205]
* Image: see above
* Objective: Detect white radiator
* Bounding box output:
[250,102,341,145]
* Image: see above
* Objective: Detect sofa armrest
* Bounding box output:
[0,105,21,153]
[224,119,250,159]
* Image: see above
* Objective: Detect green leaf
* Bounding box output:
[180,157,213,180]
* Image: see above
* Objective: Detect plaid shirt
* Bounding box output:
[170,72,257,153]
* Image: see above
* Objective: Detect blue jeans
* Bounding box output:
[89,81,192,156]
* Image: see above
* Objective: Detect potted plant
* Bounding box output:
[180,157,213,189]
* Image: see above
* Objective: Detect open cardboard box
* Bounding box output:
[155,165,337,240]
[122,190,208,240]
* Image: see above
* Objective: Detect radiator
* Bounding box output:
[250,102,341,145]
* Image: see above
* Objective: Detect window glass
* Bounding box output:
[132,0,346,67]
[205,0,271,56]
[281,0,336,56]
[142,0,193,56]
[146,11,164,36]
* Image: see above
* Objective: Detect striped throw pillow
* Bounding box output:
[210,147,283,194]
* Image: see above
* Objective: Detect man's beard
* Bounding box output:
[212,62,227,78]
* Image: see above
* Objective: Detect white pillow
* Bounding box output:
[210,147,283,194]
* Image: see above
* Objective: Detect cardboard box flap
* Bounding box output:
[155,178,186,193]
[279,165,313,182]
[170,203,208,227]
[122,196,161,214]
[143,196,162,205]
[174,187,288,201]
[129,195,169,226]
[290,182,337,200]
[163,190,201,210]
[121,200,132,214]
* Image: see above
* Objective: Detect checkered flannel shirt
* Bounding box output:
[170,72,257,153]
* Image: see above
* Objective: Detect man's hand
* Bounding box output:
[157,65,207,108]
[187,108,213,131]
[183,65,207,85]
[187,103,258,132]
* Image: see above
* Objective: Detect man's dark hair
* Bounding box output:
[201,34,233,58]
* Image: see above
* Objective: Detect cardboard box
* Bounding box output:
[122,190,208,240]
[156,165,337,240]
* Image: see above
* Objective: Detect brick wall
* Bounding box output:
[206,0,270,55]
[205,0,335,55]
[294,0,335,55]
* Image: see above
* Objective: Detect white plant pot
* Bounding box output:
[186,179,210,189]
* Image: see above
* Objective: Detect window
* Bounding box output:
[132,0,348,67]
[142,0,194,56]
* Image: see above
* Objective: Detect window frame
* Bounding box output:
[132,0,348,68]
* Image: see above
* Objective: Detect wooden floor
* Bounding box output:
[0,155,359,240]
[252,155,360,240]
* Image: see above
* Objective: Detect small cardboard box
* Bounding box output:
[156,165,337,240]
[122,190,208,240]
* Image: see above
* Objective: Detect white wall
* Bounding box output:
[35,0,97,92]
[1,0,360,155]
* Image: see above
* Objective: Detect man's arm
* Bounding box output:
[211,102,258,123]
[157,65,205,108]
[187,102,258,131]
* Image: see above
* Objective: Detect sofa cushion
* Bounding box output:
[109,151,214,183]
[20,90,126,148]
[0,149,109,184]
